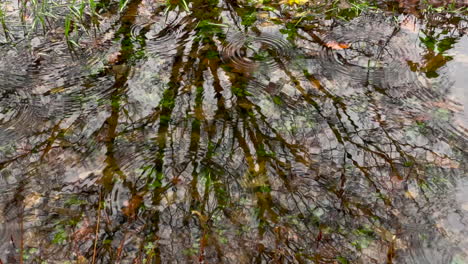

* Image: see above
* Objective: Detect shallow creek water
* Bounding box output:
[0,0,467,263]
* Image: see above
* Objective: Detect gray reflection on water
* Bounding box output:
[447,36,468,128]
[0,1,467,263]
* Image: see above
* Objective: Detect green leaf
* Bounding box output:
[240,11,257,26]
[437,37,456,53]
[272,96,282,105]
[181,0,190,12]
[336,256,349,264]
[52,228,67,244]
[419,35,436,51]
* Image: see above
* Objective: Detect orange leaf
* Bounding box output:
[325,41,350,50]
[122,194,143,217]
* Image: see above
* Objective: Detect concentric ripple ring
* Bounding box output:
[221,32,294,72]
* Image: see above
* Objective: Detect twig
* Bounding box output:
[115,231,128,264]
[91,189,102,264]
[19,205,24,264]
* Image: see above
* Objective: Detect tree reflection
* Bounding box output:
[0,0,467,263]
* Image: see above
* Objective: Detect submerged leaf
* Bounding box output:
[325,41,350,50]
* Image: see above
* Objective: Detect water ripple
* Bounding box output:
[0,39,114,145]
[221,31,294,72]
[146,16,195,58]
[319,13,424,93]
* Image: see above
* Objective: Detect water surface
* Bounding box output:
[0,0,467,263]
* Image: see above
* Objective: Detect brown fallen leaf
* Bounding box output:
[325,41,350,50]
[122,194,143,217]
[397,0,419,15]
[108,51,121,65]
